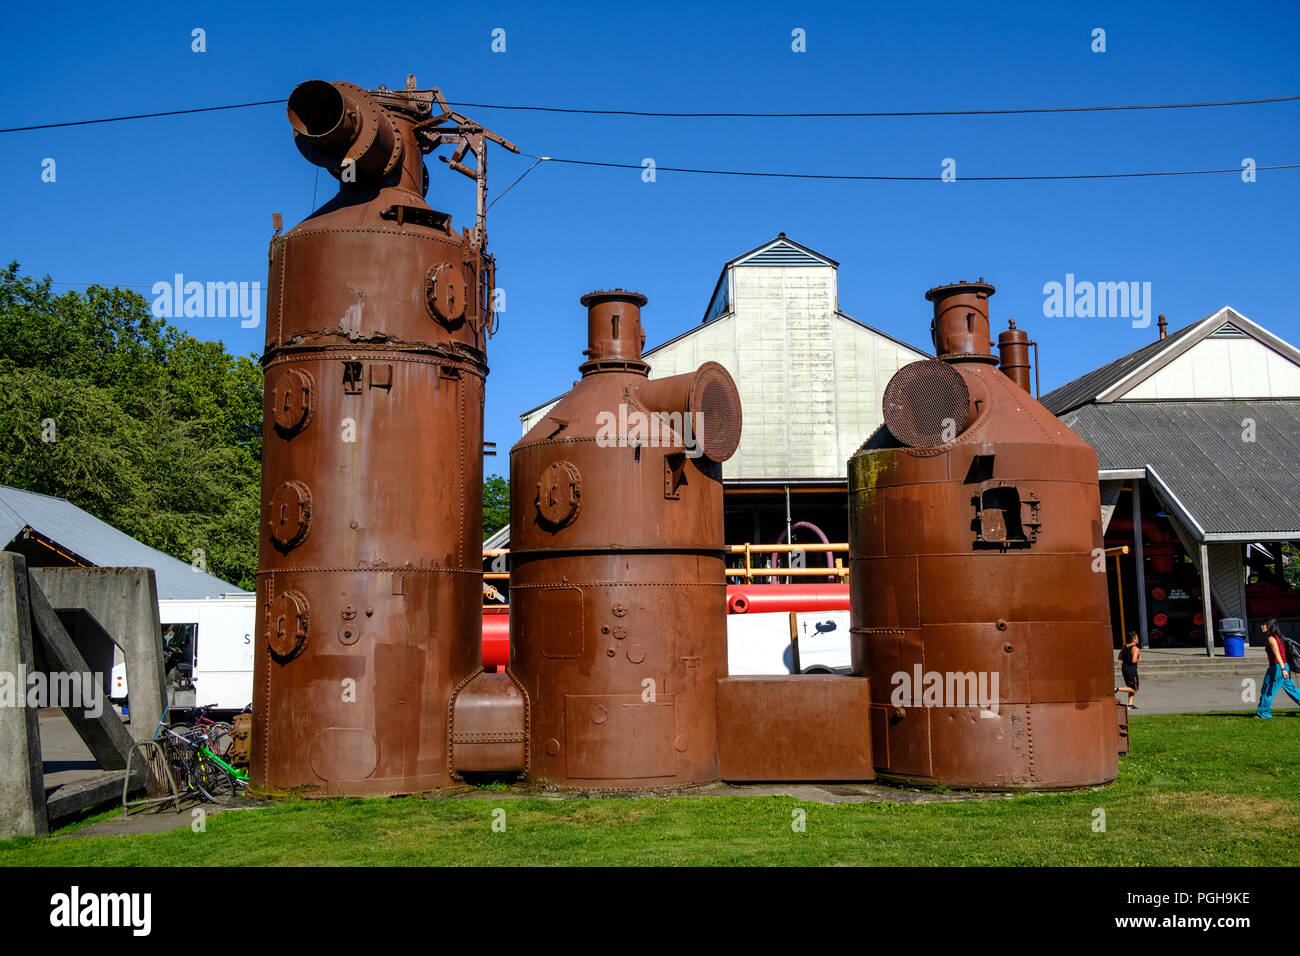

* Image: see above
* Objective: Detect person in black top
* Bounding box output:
[1119,630,1141,710]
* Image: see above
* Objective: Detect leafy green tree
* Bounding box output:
[1283,543,1299,590]
[483,474,509,539]
[0,263,262,591]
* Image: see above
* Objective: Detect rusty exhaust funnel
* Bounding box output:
[287,80,405,185]
[579,290,649,375]
[578,290,742,461]
[927,279,998,362]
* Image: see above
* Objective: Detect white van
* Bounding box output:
[726,609,852,675]
[111,594,256,716]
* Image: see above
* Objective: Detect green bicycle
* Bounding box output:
[160,717,248,804]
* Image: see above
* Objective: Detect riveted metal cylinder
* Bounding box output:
[251,79,490,797]
[508,291,741,789]
[849,281,1118,790]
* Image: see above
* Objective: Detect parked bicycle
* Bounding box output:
[153,707,247,804]
[181,703,236,762]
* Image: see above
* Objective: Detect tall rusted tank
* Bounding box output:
[508,291,742,789]
[848,281,1119,790]
[251,77,513,796]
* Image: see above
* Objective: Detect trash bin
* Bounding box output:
[1220,617,1246,657]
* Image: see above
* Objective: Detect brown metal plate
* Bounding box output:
[564,694,676,779]
[717,676,874,782]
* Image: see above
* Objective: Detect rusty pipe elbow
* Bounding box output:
[632,362,743,463]
[287,80,402,182]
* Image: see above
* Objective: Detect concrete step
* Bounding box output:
[46,771,132,823]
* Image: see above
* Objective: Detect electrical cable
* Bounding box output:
[3,93,1296,133]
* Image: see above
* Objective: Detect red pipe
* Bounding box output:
[727,583,850,615]
[483,583,850,666]
[482,606,509,670]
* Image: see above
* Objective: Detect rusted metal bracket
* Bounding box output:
[411,88,521,254]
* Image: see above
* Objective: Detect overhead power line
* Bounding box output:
[2,93,1297,133]
[530,155,1300,182]
[0,99,285,133]
[451,93,1300,118]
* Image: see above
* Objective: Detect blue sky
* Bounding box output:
[3,0,1297,479]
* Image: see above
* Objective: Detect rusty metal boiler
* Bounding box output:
[508,291,742,788]
[848,281,1119,790]
[251,77,514,796]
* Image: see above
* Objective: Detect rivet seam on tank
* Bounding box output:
[269,480,312,551]
[535,460,582,529]
[271,367,315,437]
[425,262,467,328]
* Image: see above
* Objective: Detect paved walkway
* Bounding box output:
[1114,674,1298,714]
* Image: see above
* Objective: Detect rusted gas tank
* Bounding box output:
[848,281,1118,790]
[508,291,742,789]
[251,79,494,796]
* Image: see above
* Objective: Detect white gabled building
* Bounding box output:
[514,235,930,548]
[1043,307,1300,649]
[523,235,928,482]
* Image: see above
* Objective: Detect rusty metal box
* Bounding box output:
[717,676,874,782]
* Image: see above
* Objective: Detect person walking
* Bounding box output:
[1118,630,1140,709]
[1255,618,1300,719]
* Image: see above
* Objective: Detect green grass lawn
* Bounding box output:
[3,712,1296,866]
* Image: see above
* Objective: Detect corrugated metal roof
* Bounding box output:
[1040,319,1202,414]
[0,484,247,599]
[1060,401,1300,537]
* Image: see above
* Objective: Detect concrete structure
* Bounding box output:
[0,553,166,837]
[0,554,45,838]
[30,567,167,744]
[1043,308,1300,652]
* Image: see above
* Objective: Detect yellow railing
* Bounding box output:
[481,543,851,582]
[726,543,850,580]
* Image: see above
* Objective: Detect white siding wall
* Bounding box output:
[520,262,929,480]
[1123,338,1300,400]
[644,264,926,480]
[832,315,925,467]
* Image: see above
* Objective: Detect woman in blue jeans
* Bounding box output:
[1256,618,1300,719]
